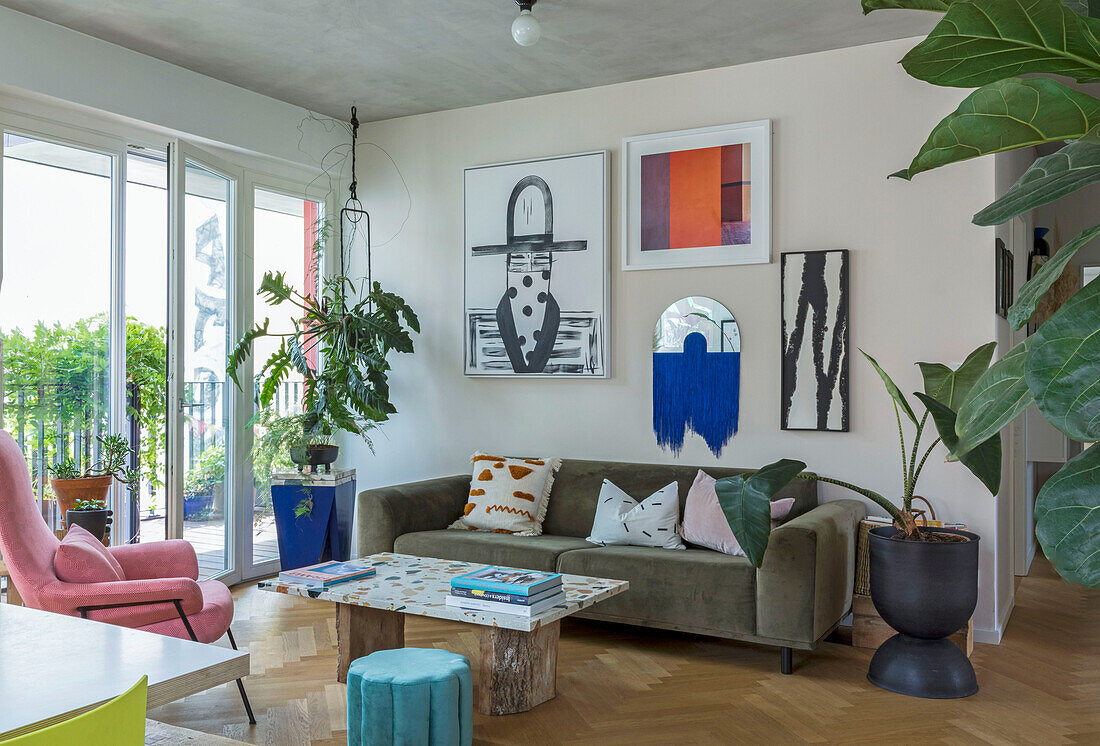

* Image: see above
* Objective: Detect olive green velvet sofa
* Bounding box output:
[356,458,865,673]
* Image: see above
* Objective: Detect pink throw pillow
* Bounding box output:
[54,524,125,583]
[679,470,796,557]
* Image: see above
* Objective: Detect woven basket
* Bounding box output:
[854,519,891,596]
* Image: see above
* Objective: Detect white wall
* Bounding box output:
[347,37,1006,634]
[993,147,1036,631]
[0,6,340,168]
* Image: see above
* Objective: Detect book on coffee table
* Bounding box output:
[278,560,376,588]
[449,586,563,606]
[446,591,566,617]
[451,566,562,596]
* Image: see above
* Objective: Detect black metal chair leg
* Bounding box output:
[780,646,793,675]
[235,677,257,725]
[225,627,256,725]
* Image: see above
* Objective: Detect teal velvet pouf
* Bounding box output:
[347,648,473,746]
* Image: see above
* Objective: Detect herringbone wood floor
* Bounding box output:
[149,555,1099,745]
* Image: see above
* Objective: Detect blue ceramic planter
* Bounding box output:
[270,470,357,571]
[183,494,214,520]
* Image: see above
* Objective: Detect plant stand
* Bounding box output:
[852,594,973,657]
[271,469,356,571]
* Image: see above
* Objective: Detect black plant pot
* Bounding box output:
[289,444,339,474]
[867,525,979,699]
[65,508,113,542]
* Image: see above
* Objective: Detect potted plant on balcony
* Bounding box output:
[49,433,138,525]
[227,222,418,569]
[63,498,113,543]
[716,344,1001,698]
[183,444,225,521]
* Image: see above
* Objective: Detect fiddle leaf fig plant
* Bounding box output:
[717,345,1000,567]
[862,0,1100,587]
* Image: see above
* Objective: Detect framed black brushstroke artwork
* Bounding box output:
[996,238,1013,319]
[781,249,850,432]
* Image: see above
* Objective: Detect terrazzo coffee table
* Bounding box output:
[259,552,628,715]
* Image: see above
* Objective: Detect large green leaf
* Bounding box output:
[902,0,1100,88]
[974,141,1100,226]
[1008,223,1100,330]
[893,78,1100,180]
[915,393,1002,494]
[861,0,953,11]
[714,459,807,568]
[861,349,919,425]
[1026,278,1100,440]
[1035,444,1100,587]
[955,338,1034,456]
[917,341,997,408]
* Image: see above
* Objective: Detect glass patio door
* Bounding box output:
[168,141,242,583]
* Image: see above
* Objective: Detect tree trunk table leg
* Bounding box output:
[336,604,404,683]
[478,620,559,716]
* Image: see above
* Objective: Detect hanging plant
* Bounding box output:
[227,220,419,454]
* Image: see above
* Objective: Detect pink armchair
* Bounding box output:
[0,430,254,724]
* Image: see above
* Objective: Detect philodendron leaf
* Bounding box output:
[955,338,1033,457]
[1009,223,1100,330]
[1035,444,1100,587]
[902,0,1100,88]
[974,141,1100,226]
[861,0,952,11]
[917,341,997,409]
[892,78,1100,180]
[1026,278,1100,440]
[861,349,919,425]
[915,393,1002,495]
[714,459,806,568]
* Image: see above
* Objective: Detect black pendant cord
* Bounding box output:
[339,105,371,307]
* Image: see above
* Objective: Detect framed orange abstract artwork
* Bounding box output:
[622,120,771,271]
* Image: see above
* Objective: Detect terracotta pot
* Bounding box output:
[50,475,112,521]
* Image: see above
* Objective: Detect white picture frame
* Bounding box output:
[463,150,610,378]
[622,120,771,271]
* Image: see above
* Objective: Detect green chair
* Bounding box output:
[3,675,147,745]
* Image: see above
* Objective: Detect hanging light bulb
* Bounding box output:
[512,0,541,47]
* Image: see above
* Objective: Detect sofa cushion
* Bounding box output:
[542,459,817,538]
[54,524,125,583]
[394,531,593,572]
[680,470,795,556]
[556,546,756,636]
[449,453,561,535]
[586,480,684,549]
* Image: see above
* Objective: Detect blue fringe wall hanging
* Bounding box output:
[653,297,740,457]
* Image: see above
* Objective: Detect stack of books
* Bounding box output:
[278,560,376,588]
[445,566,565,616]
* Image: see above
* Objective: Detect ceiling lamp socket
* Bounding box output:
[512,0,541,47]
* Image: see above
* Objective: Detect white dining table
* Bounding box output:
[0,603,249,739]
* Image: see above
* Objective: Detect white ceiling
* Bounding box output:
[0,1,936,122]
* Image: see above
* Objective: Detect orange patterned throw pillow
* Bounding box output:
[450,452,561,535]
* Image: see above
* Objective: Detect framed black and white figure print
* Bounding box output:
[781,249,850,431]
[464,151,609,377]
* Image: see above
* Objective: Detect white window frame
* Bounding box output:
[0,91,335,582]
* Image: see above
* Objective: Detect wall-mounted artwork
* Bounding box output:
[622,120,771,271]
[781,249,850,432]
[464,151,609,377]
[653,297,740,457]
[996,238,1013,319]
